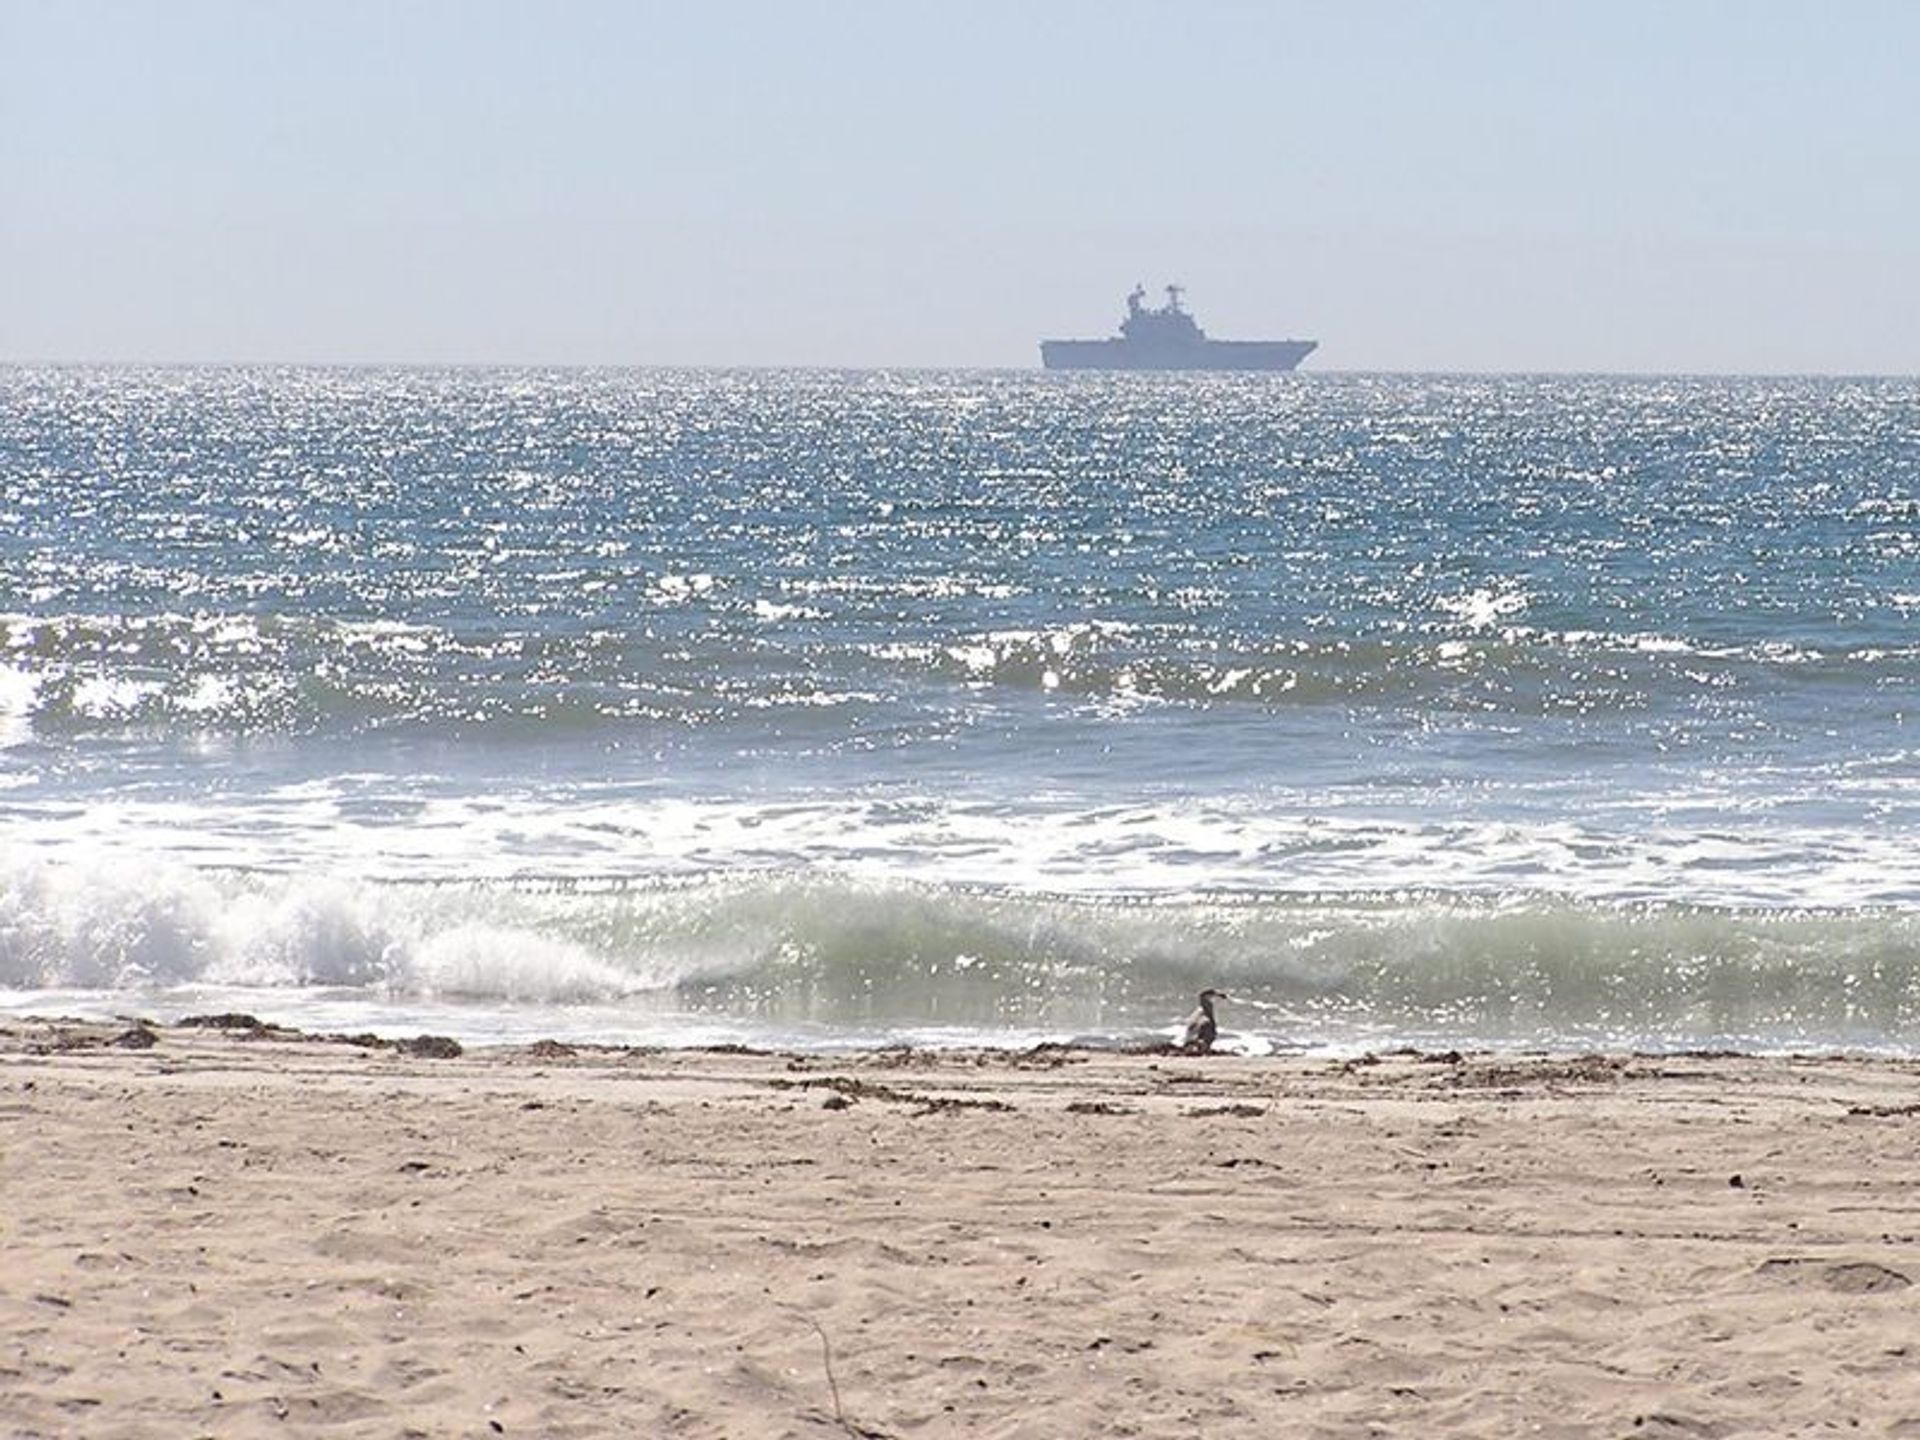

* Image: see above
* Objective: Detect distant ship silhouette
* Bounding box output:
[1041,284,1316,372]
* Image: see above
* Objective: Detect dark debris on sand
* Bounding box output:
[770,1074,1015,1117]
[396,1035,464,1060]
[27,1021,161,1054]
[178,1013,308,1041]
[1333,1050,1634,1090]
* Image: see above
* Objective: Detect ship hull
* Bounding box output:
[1040,338,1317,372]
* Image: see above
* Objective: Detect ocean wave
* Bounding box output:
[871,625,1918,713]
[4,602,1913,742]
[4,856,1917,1049]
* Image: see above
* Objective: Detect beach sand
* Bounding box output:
[5,1019,1920,1438]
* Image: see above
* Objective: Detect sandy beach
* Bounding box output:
[5,1019,1920,1438]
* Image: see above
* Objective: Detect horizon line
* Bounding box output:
[4,359,1917,382]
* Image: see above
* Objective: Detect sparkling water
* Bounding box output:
[3,367,1916,1050]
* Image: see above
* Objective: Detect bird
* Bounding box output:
[1182,988,1229,1054]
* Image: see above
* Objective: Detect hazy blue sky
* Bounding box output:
[4,0,1917,371]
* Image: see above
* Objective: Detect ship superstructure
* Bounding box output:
[1041,284,1316,371]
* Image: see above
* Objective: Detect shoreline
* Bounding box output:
[7,1006,1912,1075]
[7,1016,1920,1437]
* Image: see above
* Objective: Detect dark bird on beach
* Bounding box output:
[1182,988,1228,1054]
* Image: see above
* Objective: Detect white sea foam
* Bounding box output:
[2,778,1914,912]
[752,599,823,622]
[0,664,38,747]
[1435,586,1531,630]
[70,675,165,717]
[175,673,240,715]
[408,925,654,1003]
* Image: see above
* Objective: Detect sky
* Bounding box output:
[3,0,1918,372]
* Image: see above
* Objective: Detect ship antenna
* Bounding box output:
[1165,283,1185,313]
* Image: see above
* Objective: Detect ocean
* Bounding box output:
[2,367,1915,1053]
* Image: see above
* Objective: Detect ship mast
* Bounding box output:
[1165,283,1185,313]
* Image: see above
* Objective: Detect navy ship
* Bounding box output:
[1041,284,1317,371]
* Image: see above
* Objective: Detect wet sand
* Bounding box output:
[5,1017,1920,1438]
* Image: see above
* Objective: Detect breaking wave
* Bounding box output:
[4,852,1917,1052]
